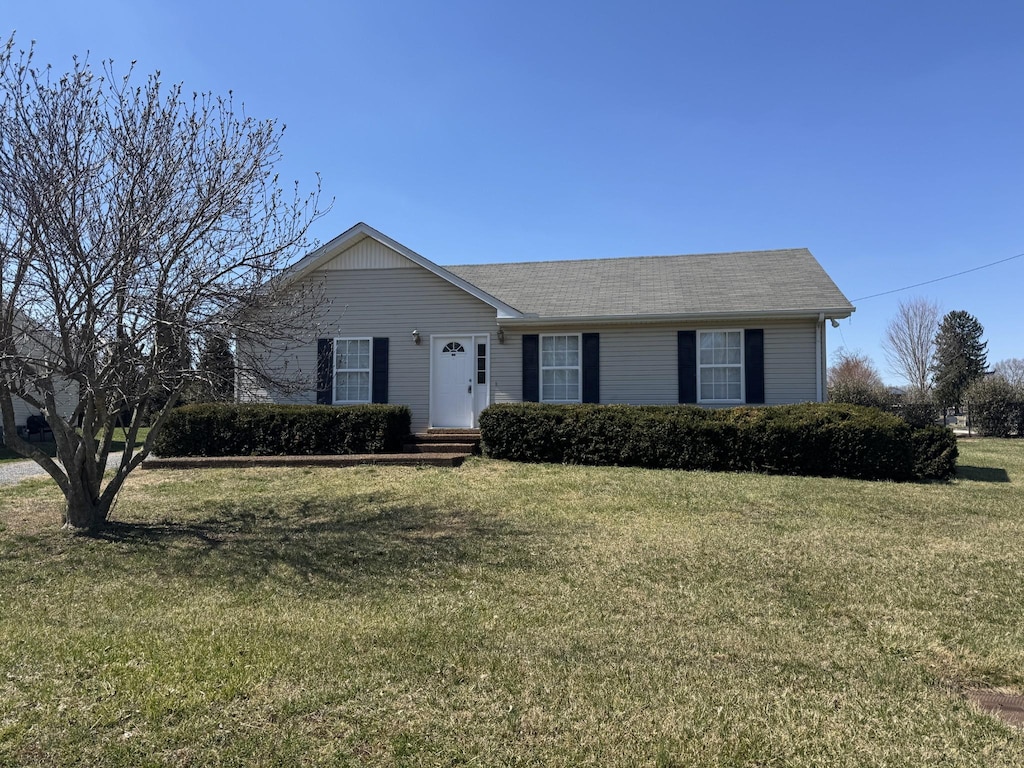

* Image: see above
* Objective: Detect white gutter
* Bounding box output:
[498,307,855,328]
[816,313,824,402]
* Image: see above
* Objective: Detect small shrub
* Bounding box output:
[909,425,959,480]
[153,404,411,456]
[479,403,955,482]
[828,381,894,410]
[966,377,1024,437]
[890,389,941,428]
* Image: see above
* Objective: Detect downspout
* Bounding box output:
[816,313,824,402]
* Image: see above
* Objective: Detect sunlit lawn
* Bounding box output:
[1,440,1022,766]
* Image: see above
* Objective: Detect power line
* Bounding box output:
[852,251,1024,302]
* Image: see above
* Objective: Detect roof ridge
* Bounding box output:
[447,247,810,269]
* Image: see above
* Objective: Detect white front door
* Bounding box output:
[431,336,475,428]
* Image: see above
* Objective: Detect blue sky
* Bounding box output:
[8,1,1023,383]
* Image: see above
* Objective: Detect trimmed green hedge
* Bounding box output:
[890,396,942,428]
[479,403,957,481]
[152,404,411,457]
[970,400,1024,437]
[966,377,1024,437]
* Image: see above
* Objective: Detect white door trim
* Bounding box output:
[429,333,490,428]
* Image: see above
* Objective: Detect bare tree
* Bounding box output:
[0,38,326,530]
[883,297,940,391]
[828,348,884,390]
[993,358,1024,389]
[827,348,892,408]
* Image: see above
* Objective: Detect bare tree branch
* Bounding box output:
[0,36,330,530]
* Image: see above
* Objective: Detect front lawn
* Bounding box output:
[1,440,1022,766]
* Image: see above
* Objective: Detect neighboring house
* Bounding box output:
[0,311,79,440]
[238,222,855,433]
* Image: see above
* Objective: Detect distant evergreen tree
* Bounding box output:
[931,310,987,411]
[197,333,236,402]
[146,297,194,418]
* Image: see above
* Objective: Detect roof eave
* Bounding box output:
[496,307,856,327]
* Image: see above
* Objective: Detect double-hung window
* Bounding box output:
[334,338,371,403]
[541,334,580,402]
[698,330,743,402]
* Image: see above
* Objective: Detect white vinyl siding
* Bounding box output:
[540,334,580,402]
[0,323,80,438]
[238,239,827,429]
[490,320,820,409]
[2,383,78,441]
[321,236,412,270]
[698,330,743,403]
[240,263,500,433]
[334,338,371,403]
[762,322,819,403]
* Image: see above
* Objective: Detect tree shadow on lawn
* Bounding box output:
[85,491,540,592]
[956,465,1011,483]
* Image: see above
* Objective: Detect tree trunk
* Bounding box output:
[61,459,111,532]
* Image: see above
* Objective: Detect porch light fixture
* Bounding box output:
[496,326,505,344]
[412,329,421,345]
[830,318,840,328]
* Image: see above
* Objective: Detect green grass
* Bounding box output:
[0,427,151,463]
[0,441,56,461]
[1,440,1023,766]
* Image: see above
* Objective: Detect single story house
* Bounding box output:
[239,222,855,433]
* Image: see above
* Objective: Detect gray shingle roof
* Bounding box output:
[446,248,854,319]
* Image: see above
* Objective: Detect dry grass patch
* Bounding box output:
[1,442,1023,766]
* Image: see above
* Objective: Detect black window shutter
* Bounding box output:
[522,334,539,402]
[744,329,765,404]
[677,331,697,403]
[316,338,333,405]
[581,333,600,403]
[371,337,389,403]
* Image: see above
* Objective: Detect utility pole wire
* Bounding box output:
[853,251,1024,302]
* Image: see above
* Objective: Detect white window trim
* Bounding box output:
[333,337,373,404]
[697,329,745,404]
[540,333,582,403]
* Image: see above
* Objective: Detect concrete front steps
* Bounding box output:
[403,429,480,456]
[143,430,481,470]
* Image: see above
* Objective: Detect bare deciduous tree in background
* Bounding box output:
[827,348,891,408]
[993,358,1024,389]
[882,296,940,392]
[0,38,327,531]
[827,348,884,390]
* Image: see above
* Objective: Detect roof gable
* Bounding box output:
[318,235,415,270]
[284,222,523,318]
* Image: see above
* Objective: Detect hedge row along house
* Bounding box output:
[238,222,856,434]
